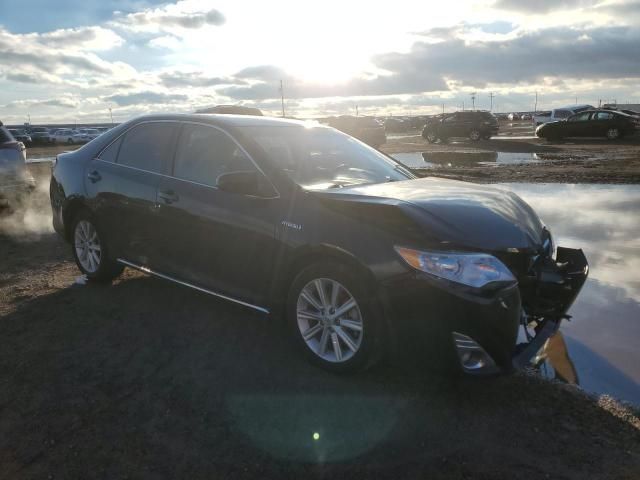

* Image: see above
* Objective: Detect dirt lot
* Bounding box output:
[381,134,640,184]
[0,159,639,479]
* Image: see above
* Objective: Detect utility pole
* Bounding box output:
[462,101,465,111]
[470,92,476,110]
[442,103,445,114]
[109,107,114,125]
[279,80,285,118]
[489,92,495,112]
[534,91,538,113]
[355,104,359,117]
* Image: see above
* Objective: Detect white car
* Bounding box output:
[75,128,101,142]
[52,129,82,144]
[533,104,593,125]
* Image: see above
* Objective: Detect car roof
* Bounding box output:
[130,113,316,128]
[555,104,592,111]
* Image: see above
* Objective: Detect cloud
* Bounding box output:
[159,71,241,88]
[114,4,225,32]
[220,64,447,101]
[36,26,124,50]
[0,27,134,83]
[493,0,598,13]
[105,91,189,106]
[3,97,79,109]
[372,25,640,88]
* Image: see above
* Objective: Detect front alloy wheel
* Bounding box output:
[296,278,364,363]
[288,263,380,372]
[469,129,481,141]
[425,131,438,143]
[606,128,620,140]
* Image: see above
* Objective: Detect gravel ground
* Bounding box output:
[0,159,639,479]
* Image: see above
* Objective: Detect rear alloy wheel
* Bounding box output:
[71,211,123,282]
[469,129,481,141]
[606,128,620,140]
[425,131,438,143]
[288,263,380,372]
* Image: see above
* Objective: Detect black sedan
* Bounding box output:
[536,109,640,140]
[50,114,588,374]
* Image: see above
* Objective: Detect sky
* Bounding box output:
[1,0,639,124]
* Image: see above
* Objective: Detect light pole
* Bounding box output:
[279,80,285,118]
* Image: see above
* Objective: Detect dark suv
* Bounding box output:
[422,111,499,143]
[50,114,587,374]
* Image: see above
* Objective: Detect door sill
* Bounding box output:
[116,258,270,314]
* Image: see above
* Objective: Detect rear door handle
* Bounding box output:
[87,170,101,183]
[158,190,179,204]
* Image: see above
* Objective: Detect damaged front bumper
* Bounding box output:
[511,246,589,370]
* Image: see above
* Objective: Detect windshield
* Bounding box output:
[241,125,413,190]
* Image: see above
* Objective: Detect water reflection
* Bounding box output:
[502,183,640,405]
[392,151,544,169]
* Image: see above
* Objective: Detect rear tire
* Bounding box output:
[70,210,123,283]
[469,129,481,141]
[424,131,438,143]
[287,262,382,373]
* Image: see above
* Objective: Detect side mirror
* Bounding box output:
[217,170,271,197]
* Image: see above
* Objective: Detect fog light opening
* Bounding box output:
[452,332,497,372]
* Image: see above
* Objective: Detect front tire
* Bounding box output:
[287,262,382,373]
[71,210,123,283]
[469,129,481,141]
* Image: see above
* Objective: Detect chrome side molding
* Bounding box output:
[116,258,270,314]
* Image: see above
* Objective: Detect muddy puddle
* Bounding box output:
[502,183,640,405]
[392,151,549,168]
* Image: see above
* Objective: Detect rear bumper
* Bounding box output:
[381,246,588,375]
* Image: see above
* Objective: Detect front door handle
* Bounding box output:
[87,170,102,183]
[158,190,179,204]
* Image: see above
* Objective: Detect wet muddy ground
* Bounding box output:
[383,133,640,184]
[0,160,639,479]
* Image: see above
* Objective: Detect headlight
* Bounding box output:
[394,247,516,288]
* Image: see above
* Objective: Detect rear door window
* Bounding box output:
[595,112,613,120]
[555,110,572,119]
[172,124,256,187]
[117,122,176,174]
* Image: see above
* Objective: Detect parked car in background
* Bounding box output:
[326,116,386,148]
[52,128,82,144]
[195,105,263,116]
[383,117,412,134]
[535,109,640,140]
[50,113,588,374]
[507,113,519,121]
[533,104,593,126]
[8,129,32,145]
[422,111,499,143]
[1,122,35,208]
[28,126,55,145]
[75,128,101,142]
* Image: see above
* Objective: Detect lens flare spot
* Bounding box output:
[313,432,320,441]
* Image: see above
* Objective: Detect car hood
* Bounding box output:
[313,177,546,251]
